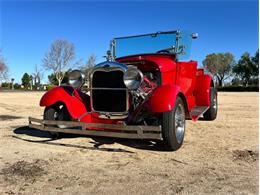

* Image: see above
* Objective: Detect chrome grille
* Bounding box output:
[91,70,128,113]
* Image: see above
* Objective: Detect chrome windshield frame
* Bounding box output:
[110,30,182,60]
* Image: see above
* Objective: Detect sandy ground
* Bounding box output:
[0,91,258,195]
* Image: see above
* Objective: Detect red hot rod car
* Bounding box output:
[29,30,217,151]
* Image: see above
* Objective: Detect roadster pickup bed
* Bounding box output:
[29,30,218,151]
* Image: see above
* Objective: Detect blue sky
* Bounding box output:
[1,0,259,83]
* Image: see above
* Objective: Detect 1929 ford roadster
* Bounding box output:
[29,30,217,151]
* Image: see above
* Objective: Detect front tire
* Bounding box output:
[44,107,60,139]
[162,97,186,151]
[43,105,71,139]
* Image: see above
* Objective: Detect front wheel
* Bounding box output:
[43,105,71,139]
[162,97,186,151]
[44,107,60,139]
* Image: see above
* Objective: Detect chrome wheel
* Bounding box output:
[175,103,185,144]
[53,111,58,119]
[213,94,217,111]
[162,97,186,151]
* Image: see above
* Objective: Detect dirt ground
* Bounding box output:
[0,91,258,195]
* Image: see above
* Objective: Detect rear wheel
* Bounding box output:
[162,97,186,151]
[204,87,217,120]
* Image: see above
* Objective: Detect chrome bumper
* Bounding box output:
[28,117,162,140]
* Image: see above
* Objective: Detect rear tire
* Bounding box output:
[162,97,186,151]
[204,87,217,120]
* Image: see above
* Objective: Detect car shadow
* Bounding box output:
[14,126,51,138]
[13,126,166,152]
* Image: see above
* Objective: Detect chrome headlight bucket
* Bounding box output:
[123,66,143,90]
[68,70,85,88]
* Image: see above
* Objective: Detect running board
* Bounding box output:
[190,106,209,121]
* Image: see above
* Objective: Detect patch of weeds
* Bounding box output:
[0,159,48,184]
[233,150,259,162]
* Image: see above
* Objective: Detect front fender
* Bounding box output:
[40,86,87,119]
[148,84,181,113]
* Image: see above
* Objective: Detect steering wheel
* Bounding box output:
[156,49,171,54]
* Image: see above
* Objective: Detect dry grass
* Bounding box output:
[0,92,258,194]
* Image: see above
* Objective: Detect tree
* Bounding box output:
[1,82,9,88]
[80,54,96,80]
[251,50,259,85]
[233,51,259,86]
[203,53,235,86]
[86,54,96,68]
[252,50,259,66]
[11,78,14,90]
[0,50,9,84]
[29,75,33,90]
[32,64,43,89]
[14,83,21,89]
[48,70,70,85]
[42,39,76,86]
[251,50,259,78]
[21,73,31,89]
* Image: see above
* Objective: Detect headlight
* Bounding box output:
[123,67,143,90]
[68,70,85,88]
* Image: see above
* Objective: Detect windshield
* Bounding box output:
[113,30,194,61]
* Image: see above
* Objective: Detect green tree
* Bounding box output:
[203,53,235,86]
[21,73,31,89]
[252,49,259,62]
[14,83,21,89]
[1,82,9,88]
[233,51,258,86]
[252,49,259,85]
[48,70,70,85]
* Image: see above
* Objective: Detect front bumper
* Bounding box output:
[28,117,162,140]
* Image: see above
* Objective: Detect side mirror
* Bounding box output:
[191,32,199,39]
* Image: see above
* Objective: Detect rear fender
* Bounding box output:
[148,84,181,113]
[40,86,88,119]
[194,75,213,106]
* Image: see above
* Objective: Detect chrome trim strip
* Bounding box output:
[98,113,128,119]
[114,30,178,40]
[93,61,128,72]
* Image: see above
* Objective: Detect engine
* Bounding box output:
[131,73,158,109]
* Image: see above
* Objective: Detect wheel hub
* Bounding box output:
[175,103,185,143]
[213,95,217,111]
